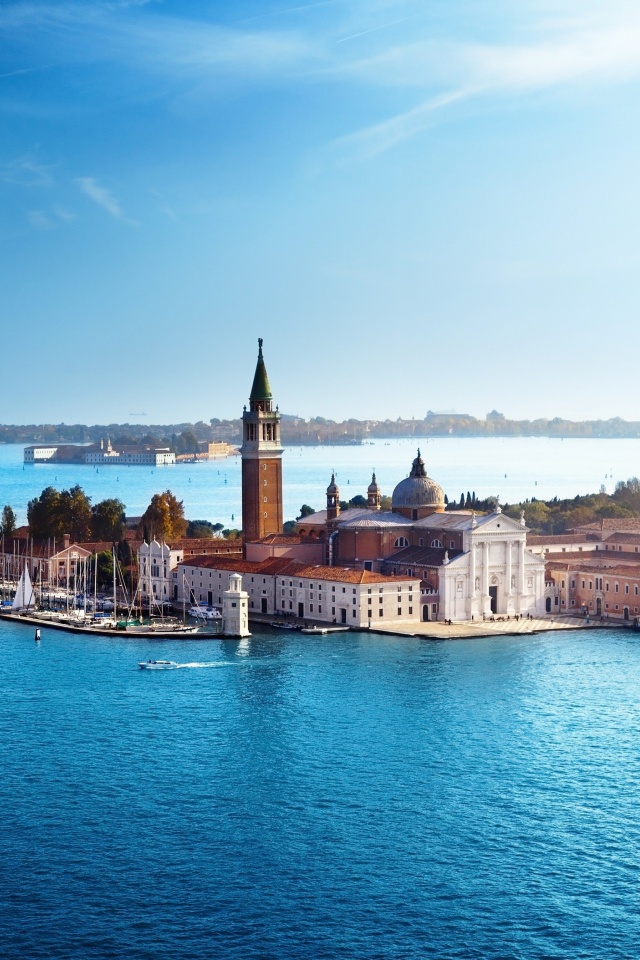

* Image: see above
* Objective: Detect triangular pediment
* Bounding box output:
[473,512,527,535]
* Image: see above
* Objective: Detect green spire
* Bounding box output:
[250,338,273,401]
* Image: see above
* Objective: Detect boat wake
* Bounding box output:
[175,661,240,669]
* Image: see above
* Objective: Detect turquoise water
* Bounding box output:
[3,436,640,526]
[1,620,639,958]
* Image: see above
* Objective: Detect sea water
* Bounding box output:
[3,436,640,526]
[0,620,639,958]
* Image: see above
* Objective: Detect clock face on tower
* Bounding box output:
[241,340,283,549]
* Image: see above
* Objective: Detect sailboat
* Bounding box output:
[12,566,35,613]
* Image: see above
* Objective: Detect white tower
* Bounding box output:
[222,573,251,638]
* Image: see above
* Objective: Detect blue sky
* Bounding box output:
[3,0,640,425]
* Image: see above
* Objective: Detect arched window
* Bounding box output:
[394,537,409,548]
[430,539,442,548]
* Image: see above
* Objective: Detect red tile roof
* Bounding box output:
[177,555,418,584]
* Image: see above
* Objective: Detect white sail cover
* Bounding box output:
[12,566,35,611]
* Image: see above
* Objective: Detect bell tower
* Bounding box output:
[367,472,381,510]
[326,472,340,523]
[241,339,283,553]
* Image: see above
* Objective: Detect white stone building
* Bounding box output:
[174,556,421,627]
[437,508,547,621]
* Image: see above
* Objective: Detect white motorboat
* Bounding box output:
[138,660,179,670]
[188,606,222,620]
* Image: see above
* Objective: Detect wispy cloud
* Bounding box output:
[27,209,55,230]
[75,176,130,221]
[326,89,473,163]
[328,9,640,158]
[0,149,53,186]
[0,2,315,83]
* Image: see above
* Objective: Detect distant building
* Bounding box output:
[25,438,176,466]
[24,445,60,462]
[206,441,236,458]
[85,438,175,466]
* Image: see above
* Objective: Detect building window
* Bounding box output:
[398,608,402,616]
[625,584,630,594]
[352,610,356,618]
[431,539,442,548]
[368,598,372,605]
[368,610,372,618]
[379,609,383,617]
[332,607,335,615]
[409,607,413,614]
[615,583,619,593]
[310,604,313,612]
[394,537,409,548]
[419,538,424,547]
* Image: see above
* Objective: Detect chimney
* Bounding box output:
[63,533,70,549]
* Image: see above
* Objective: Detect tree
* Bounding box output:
[186,520,215,539]
[91,498,126,541]
[1,505,16,537]
[298,504,316,519]
[140,490,187,542]
[59,485,92,541]
[28,486,61,539]
[27,485,92,541]
[96,550,114,589]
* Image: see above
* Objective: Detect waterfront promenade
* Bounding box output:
[372,613,606,639]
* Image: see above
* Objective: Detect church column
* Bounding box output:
[518,539,526,595]
[482,541,489,600]
[469,539,476,596]
[506,541,512,596]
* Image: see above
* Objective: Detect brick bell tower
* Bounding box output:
[241,339,284,554]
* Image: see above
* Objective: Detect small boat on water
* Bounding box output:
[188,606,222,620]
[138,660,179,670]
[269,620,300,630]
[301,626,351,634]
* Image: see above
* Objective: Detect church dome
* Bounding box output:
[392,450,445,513]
